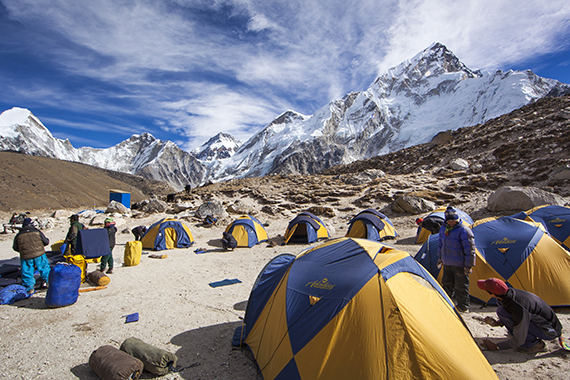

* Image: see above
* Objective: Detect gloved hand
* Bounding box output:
[464,267,473,275]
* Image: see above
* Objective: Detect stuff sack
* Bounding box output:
[88,270,111,286]
[124,241,142,267]
[45,263,81,308]
[89,345,144,380]
[64,254,87,283]
[0,284,31,305]
[120,337,178,376]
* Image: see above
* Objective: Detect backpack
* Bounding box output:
[203,215,217,227]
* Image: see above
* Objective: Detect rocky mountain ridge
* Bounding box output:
[1,43,569,191]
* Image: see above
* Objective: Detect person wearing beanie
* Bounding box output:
[478,278,563,353]
[437,206,476,313]
[12,218,50,294]
[101,218,117,274]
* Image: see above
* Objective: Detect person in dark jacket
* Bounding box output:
[437,206,476,313]
[131,225,147,241]
[64,214,86,255]
[13,218,50,294]
[221,231,237,250]
[416,216,444,234]
[479,278,563,353]
[101,218,117,274]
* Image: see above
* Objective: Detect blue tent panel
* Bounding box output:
[472,217,544,280]
[75,229,111,258]
[286,239,379,354]
[242,254,296,340]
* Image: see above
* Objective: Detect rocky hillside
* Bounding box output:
[322,95,570,196]
[0,152,174,213]
[168,95,569,229]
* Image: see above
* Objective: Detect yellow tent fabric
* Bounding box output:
[239,238,497,380]
[225,215,268,247]
[140,218,195,251]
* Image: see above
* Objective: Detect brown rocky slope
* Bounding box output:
[0,152,174,213]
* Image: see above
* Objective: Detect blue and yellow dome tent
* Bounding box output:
[415,217,570,306]
[345,209,398,241]
[234,237,498,380]
[225,215,268,248]
[284,212,329,244]
[512,205,570,252]
[415,206,473,244]
[140,218,195,251]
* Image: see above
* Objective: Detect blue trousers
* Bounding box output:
[497,306,558,348]
[21,254,51,291]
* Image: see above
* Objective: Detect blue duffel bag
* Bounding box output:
[45,263,81,308]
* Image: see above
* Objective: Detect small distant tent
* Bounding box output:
[141,218,195,251]
[414,217,570,306]
[284,212,329,244]
[225,215,268,248]
[512,205,570,252]
[345,209,398,241]
[415,207,474,244]
[234,237,498,380]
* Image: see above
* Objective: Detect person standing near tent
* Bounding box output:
[101,218,117,274]
[478,278,563,353]
[437,206,476,313]
[64,214,86,255]
[13,218,50,294]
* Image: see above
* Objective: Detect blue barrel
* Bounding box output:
[45,263,81,307]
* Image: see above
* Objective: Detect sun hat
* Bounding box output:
[477,278,508,296]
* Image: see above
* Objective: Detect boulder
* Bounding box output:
[195,200,225,219]
[105,201,129,214]
[392,195,436,214]
[140,199,169,214]
[449,158,469,171]
[173,202,193,213]
[226,200,252,215]
[487,186,566,212]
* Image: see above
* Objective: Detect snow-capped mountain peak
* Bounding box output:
[195,132,242,161]
[1,43,569,190]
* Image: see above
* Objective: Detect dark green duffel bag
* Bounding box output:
[120,337,178,376]
[89,345,143,380]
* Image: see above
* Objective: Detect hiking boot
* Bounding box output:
[456,305,469,313]
[106,269,113,274]
[39,281,48,289]
[516,340,546,353]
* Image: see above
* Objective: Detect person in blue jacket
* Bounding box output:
[437,206,476,313]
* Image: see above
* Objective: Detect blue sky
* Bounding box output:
[1,0,569,151]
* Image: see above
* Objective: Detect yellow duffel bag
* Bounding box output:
[64,254,87,283]
[124,241,142,267]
